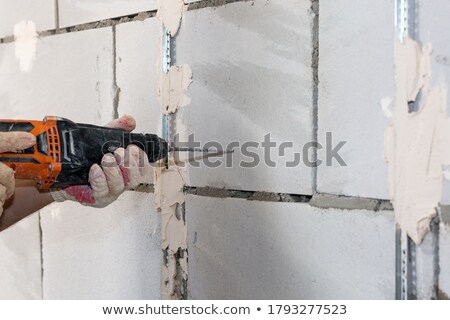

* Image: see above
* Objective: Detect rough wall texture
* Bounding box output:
[186,195,395,299]
[416,0,450,298]
[41,192,160,299]
[0,0,447,300]
[0,0,55,38]
[176,0,314,195]
[318,0,394,199]
[0,3,162,299]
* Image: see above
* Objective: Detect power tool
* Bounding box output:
[0,116,203,190]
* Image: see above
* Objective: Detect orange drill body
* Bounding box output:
[0,116,62,190]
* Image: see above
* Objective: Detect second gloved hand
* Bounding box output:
[50,116,152,208]
[0,132,36,217]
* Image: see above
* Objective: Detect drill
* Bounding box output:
[0,116,170,190]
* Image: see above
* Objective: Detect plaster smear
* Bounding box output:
[13,21,38,73]
[155,157,188,299]
[159,65,193,114]
[157,0,186,36]
[384,37,450,244]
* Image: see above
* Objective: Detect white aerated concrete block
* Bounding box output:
[416,0,450,204]
[41,192,161,299]
[186,195,395,299]
[58,0,157,28]
[317,0,395,199]
[0,0,55,38]
[175,1,314,194]
[0,27,114,124]
[0,213,42,299]
[116,18,161,134]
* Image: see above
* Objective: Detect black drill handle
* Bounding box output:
[54,119,168,188]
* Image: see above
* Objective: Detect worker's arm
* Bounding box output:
[0,115,149,232]
[0,143,146,231]
[0,181,53,232]
[0,131,39,231]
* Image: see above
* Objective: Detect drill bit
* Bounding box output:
[169,147,234,164]
[169,147,213,153]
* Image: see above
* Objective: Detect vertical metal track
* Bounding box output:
[395,0,440,299]
[395,0,416,43]
[395,0,418,300]
[396,226,417,299]
[160,26,188,300]
[162,27,171,142]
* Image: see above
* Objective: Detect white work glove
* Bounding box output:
[0,132,37,218]
[51,115,152,208]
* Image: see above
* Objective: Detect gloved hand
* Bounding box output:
[51,115,152,208]
[0,132,36,218]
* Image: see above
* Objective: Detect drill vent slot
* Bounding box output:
[47,127,60,162]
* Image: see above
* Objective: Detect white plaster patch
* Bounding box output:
[158,65,193,114]
[13,21,38,73]
[384,37,450,244]
[157,0,185,36]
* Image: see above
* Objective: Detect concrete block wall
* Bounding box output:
[0,2,162,299]
[0,0,55,38]
[176,1,314,194]
[0,214,42,299]
[41,192,160,299]
[1,0,446,300]
[318,0,394,199]
[186,195,395,299]
[417,0,450,298]
[174,0,396,299]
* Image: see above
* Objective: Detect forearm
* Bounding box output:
[0,181,54,232]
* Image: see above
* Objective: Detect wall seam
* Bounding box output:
[184,186,393,211]
[0,0,252,44]
[38,211,44,300]
[186,0,251,10]
[135,183,393,211]
[311,0,319,193]
[112,25,120,119]
[0,11,158,44]
[54,0,60,30]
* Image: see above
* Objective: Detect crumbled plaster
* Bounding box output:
[310,193,393,212]
[155,158,188,299]
[13,21,38,72]
[384,37,450,244]
[185,186,312,203]
[155,62,191,301]
[438,288,450,300]
[186,0,250,11]
[156,0,190,300]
